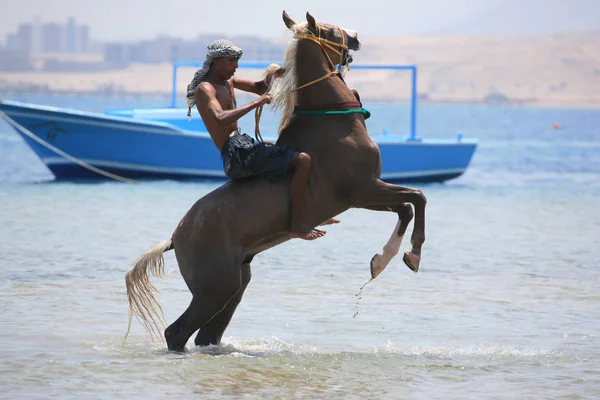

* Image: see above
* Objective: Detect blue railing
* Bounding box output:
[171,61,418,140]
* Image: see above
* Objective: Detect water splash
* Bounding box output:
[353,278,374,318]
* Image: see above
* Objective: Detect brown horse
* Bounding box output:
[125,11,427,352]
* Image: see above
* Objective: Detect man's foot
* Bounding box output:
[319,218,340,226]
[290,227,327,241]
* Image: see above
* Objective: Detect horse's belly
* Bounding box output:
[173,179,291,249]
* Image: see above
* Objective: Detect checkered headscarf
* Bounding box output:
[186,39,243,118]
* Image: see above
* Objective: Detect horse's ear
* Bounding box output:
[306,12,317,32]
[282,10,296,29]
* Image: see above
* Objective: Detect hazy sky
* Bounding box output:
[1,0,599,42]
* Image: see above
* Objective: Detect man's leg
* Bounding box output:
[288,152,327,240]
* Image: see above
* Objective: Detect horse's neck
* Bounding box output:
[294,46,356,107]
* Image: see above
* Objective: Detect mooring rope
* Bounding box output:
[0,110,139,184]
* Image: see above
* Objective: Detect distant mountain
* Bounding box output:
[1,31,599,109]
[432,0,600,36]
[348,31,600,107]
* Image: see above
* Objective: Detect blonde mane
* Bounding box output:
[264,23,311,134]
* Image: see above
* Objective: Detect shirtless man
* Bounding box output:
[186,39,337,240]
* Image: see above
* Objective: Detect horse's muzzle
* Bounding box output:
[346,52,354,64]
[346,30,360,51]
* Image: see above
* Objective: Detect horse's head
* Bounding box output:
[269,11,362,133]
[282,11,360,69]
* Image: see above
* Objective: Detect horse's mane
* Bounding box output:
[263,22,311,134]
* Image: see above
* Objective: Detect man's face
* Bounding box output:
[215,57,239,79]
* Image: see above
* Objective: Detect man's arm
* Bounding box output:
[195,84,270,127]
[231,76,268,95]
[232,65,285,94]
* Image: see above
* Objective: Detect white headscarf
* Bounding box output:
[186,39,243,118]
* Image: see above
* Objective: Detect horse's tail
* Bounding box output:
[124,238,174,343]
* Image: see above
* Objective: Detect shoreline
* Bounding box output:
[1,31,599,111]
[2,89,600,111]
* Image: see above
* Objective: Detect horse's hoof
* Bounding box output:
[403,251,420,273]
[370,254,386,279]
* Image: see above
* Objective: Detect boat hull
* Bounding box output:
[43,162,466,183]
[1,100,477,183]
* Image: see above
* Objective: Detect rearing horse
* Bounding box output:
[125,11,427,352]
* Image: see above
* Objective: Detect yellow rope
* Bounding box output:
[254,25,350,144]
[0,110,139,184]
[254,104,265,143]
[294,71,339,91]
[291,25,350,91]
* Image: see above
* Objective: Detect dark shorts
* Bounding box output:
[221,133,296,180]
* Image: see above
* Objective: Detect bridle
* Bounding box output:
[254,24,360,142]
[292,24,352,91]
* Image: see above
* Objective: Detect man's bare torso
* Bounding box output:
[196,80,238,151]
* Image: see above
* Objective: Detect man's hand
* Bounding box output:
[258,94,272,106]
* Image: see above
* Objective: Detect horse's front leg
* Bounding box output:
[357,179,427,276]
[366,203,413,278]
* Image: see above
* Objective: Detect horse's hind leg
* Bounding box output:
[194,262,252,346]
[165,254,243,352]
[357,179,427,273]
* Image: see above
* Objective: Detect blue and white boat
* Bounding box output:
[0,62,477,183]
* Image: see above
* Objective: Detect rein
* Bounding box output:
[254,104,266,143]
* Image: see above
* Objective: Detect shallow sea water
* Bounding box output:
[0,95,599,399]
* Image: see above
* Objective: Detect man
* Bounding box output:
[186,39,337,240]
